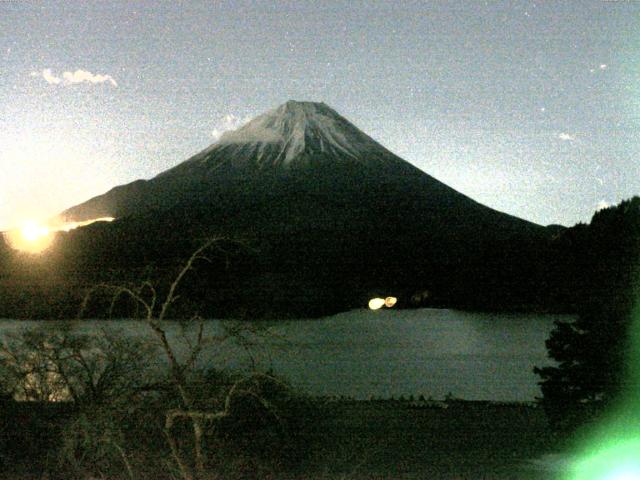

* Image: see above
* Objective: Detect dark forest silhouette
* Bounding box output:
[535,196,640,431]
[2,198,639,320]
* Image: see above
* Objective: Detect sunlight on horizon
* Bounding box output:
[3,220,54,254]
[2,217,115,254]
[0,127,118,232]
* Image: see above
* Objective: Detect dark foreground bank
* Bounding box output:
[1,398,559,480]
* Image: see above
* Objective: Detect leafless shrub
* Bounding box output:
[0,323,161,478]
[77,238,304,480]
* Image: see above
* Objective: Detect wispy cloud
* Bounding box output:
[557,132,576,142]
[40,68,61,85]
[211,114,252,140]
[62,69,117,87]
[596,200,610,211]
[31,68,117,87]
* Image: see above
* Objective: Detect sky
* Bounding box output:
[1,0,639,230]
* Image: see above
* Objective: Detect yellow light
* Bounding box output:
[3,216,115,255]
[385,296,398,308]
[368,298,386,310]
[21,220,49,242]
[3,220,54,254]
[55,216,115,232]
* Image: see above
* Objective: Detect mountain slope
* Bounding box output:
[62,101,539,233]
[54,100,552,317]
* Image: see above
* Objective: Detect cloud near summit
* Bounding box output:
[211,114,252,140]
[31,68,117,87]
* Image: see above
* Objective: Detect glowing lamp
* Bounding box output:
[384,296,398,308]
[368,298,386,310]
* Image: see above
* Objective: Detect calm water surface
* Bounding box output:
[0,308,571,401]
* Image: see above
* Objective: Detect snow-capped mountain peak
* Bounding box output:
[216,100,386,165]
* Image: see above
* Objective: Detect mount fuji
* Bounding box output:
[55,100,552,317]
[62,101,537,229]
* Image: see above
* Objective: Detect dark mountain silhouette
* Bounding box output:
[3,101,560,318]
[62,101,541,234]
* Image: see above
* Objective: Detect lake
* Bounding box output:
[0,308,570,402]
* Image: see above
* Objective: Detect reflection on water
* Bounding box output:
[0,308,570,401]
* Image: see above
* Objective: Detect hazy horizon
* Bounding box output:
[2,0,638,230]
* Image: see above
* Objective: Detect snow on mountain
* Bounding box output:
[217,100,381,163]
[62,100,422,222]
[167,100,405,172]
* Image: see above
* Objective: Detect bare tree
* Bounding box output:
[79,238,287,480]
[0,323,157,403]
[0,323,160,479]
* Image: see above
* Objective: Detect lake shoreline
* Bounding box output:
[0,309,567,402]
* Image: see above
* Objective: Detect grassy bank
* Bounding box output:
[294,399,556,480]
[1,398,559,479]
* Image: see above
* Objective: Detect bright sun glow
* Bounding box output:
[3,220,54,254]
[3,217,115,254]
[1,127,116,233]
[21,220,49,242]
